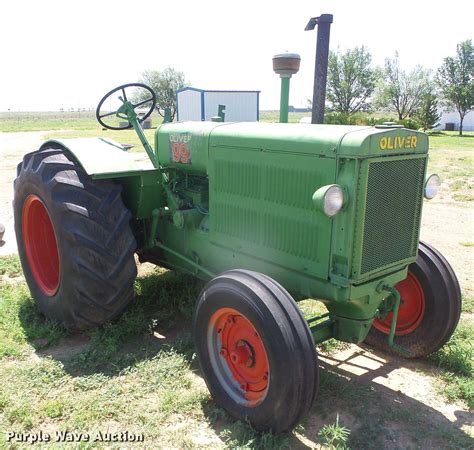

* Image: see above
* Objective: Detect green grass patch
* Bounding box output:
[0,254,23,276]
[219,420,290,449]
[441,373,474,408]
[299,299,350,354]
[0,111,162,133]
[41,398,68,419]
[0,283,64,358]
[462,294,474,313]
[0,111,99,132]
[318,413,351,449]
[429,323,474,407]
[6,403,34,429]
[428,131,474,150]
[430,324,472,376]
[424,132,473,199]
[452,192,474,202]
[69,271,200,375]
[259,110,309,123]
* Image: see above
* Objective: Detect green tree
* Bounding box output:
[375,53,431,120]
[326,46,379,114]
[134,68,187,121]
[415,88,440,131]
[437,39,474,136]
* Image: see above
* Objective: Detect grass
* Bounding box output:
[1,255,473,448]
[259,110,309,123]
[0,282,64,358]
[0,257,292,448]
[0,254,22,276]
[318,413,351,449]
[0,110,309,134]
[427,131,474,151]
[462,294,474,313]
[0,111,98,132]
[426,131,474,201]
[429,322,474,408]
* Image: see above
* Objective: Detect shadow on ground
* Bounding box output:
[18,269,201,376]
[19,270,474,449]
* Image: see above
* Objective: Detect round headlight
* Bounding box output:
[424,174,440,200]
[312,185,345,217]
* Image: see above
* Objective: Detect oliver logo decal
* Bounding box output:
[169,134,192,164]
[379,135,417,150]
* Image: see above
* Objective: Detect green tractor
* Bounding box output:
[14,83,461,433]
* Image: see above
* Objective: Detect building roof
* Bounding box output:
[177,87,260,94]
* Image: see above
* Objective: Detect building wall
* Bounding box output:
[203,92,258,122]
[435,109,474,131]
[177,88,259,122]
[176,89,202,121]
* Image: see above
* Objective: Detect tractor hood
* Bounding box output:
[158,122,428,162]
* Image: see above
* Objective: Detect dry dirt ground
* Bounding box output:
[1,131,473,446]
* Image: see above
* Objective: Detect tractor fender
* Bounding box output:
[39,137,155,178]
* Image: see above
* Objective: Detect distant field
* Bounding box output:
[0,110,311,132]
[259,110,309,123]
[0,111,99,132]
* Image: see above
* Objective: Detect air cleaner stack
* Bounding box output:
[272,52,301,123]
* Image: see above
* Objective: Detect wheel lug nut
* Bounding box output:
[220,348,228,357]
[240,383,248,391]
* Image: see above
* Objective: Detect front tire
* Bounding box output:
[365,241,462,358]
[194,270,318,433]
[14,147,137,330]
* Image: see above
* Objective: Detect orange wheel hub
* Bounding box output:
[22,195,60,296]
[374,272,425,336]
[209,307,269,404]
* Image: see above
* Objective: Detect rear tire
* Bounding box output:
[365,241,462,358]
[14,147,137,330]
[193,269,318,433]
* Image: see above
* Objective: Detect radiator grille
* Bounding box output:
[360,157,426,275]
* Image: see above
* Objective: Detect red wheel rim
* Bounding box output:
[22,195,60,296]
[208,307,269,405]
[373,272,425,336]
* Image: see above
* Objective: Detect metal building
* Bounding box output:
[176,87,260,122]
[434,109,474,132]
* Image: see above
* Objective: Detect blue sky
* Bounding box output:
[1,0,472,111]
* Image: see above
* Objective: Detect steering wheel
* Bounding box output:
[96,83,157,130]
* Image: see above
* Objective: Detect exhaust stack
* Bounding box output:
[305,14,333,124]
